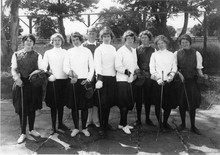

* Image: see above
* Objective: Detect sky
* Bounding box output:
[14,0,203,35]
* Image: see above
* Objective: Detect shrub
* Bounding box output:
[1,71,13,99]
[192,42,220,74]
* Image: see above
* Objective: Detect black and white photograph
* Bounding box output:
[1,0,220,154]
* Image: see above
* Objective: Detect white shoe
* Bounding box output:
[29,130,40,137]
[82,129,90,137]
[126,125,134,129]
[122,126,131,134]
[71,129,79,137]
[94,122,100,128]
[118,125,123,129]
[17,134,26,144]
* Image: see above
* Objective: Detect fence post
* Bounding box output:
[28,16,33,34]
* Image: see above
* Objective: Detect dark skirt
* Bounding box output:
[179,78,201,110]
[64,78,91,110]
[116,82,134,111]
[87,77,96,108]
[12,77,43,115]
[97,76,117,109]
[133,78,153,105]
[45,79,68,108]
[151,80,179,110]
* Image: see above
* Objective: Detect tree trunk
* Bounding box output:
[1,30,13,71]
[178,12,189,39]
[10,7,19,52]
[58,16,67,43]
[1,9,12,71]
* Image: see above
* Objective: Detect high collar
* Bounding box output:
[157,49,168,53]
[53,47,62,51]
[86,40,96,45]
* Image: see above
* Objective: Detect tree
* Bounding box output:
[97,6,140,38]
[206,13,220,38]
[3,15,23,40]
[190,24,203,36]
[101,0,211,50]
[21,0,99,42]
[4,0,21,52]
[167,25,176,37]
[34,17,57,39]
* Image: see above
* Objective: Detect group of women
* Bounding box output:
[11,26,208,144]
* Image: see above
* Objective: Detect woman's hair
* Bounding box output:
[69,32,84,43]
[22,34,36,45]
[50,33,64,45]
[87,26,98,34]
[179,34,192,45]
[154,35,169,49]
[138,30,153,41]
[99,27,114,40]
[122,30,136,42]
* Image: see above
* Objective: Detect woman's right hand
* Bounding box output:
[15,78,23,87]
[48,75,56,82]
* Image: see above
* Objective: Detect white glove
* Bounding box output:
[157,79,164,85]
[48,75,56,82]
[95,80,103,89]
[70,77,77,84]
[128,74,134,83]
[167,75,173,83]
[15,78,23,87]
[150,73,160,81]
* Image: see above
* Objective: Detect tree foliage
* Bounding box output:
[206,13,220,37]
[98,0,218,50]
[96,6,140,38]
[2,15,23,40]
[167,25,176,37]
[20,0,99,42]
[190,24,203,36]
[34,17,57,39]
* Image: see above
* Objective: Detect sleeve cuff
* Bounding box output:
[97,74,103,81]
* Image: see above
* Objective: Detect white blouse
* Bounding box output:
[63,45,94,81]
[149,49,177,81]
[94,44,116,76]
[43,47,68,79]
[11,49,45,80]
[115,45,139,82]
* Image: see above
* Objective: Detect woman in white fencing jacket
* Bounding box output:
[149,35,177,131]
[43,33,69,135]
[115,30,139,134]
[63,32,94,137]
[94,27,117,137]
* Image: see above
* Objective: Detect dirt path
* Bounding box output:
[1,98,220,154]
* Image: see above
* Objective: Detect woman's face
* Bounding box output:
[71,36,81,47]
[102,34,111,44]
[140,34,150,45]
[157,40,167,51]
[87,31,97,42]
[180,39,191,49]
[24,37,34,49]
[125,36,134,46]
[53,36,62,48]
